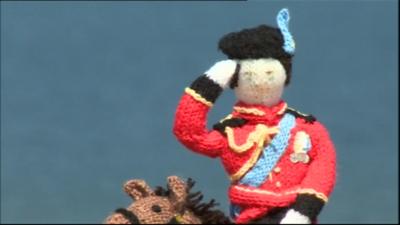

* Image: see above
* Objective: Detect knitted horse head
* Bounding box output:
[104,176,232,224]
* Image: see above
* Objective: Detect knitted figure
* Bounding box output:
[104,176,232,224]
[173,8,336,224]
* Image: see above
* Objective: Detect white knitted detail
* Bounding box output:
[234,58,286,106]
[205,59,238,89]
[280,209,311,224]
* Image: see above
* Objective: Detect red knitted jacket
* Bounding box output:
[173,85,336,223]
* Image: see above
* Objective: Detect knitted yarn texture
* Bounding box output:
[173,8,336,224]
[104,176,232,224]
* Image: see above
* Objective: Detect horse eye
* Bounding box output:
[151,205,162,213]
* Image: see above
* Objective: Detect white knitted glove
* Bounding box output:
[204,59,238,89]
[280,209,311,224]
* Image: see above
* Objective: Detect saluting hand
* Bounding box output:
[204,59,239,89]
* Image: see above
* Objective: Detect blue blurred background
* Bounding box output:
[1,1,398,223]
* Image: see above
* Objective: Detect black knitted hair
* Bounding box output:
[218,25,293,85]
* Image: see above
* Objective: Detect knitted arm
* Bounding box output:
[173,60,239,158]
[288,121,336,221]
[174,76,225,158]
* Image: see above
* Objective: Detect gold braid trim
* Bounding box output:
[226,124,279,153]
[219,114,233,123]
[184,87,213,107]
[233,106,265,116]
[277,102,288,115]
[233,103,287,116]
[228,124,279,182]
[230,141,264,182]
[297,188,329,202]
[287,107,309,117]
[233,186,329,203]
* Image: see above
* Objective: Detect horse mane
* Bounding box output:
[154,178,232,224]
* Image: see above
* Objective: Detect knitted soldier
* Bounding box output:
[173,9,336,224]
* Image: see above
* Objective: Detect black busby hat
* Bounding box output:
[218,25,293,85]
[218,9,295,85]
[218,25,291,60]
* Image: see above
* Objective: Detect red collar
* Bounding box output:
[231,100,288,125]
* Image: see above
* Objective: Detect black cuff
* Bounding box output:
[291,194,325,220]
[189,75,223,104]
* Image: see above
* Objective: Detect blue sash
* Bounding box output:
[230,113,296,218]
[239,113,296,187]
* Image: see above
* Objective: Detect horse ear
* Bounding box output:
[167,176,188,210]
[124,179,154,201]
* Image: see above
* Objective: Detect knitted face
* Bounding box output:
[234,58,286,106]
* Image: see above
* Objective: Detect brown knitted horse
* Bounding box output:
[104,176,232,224]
